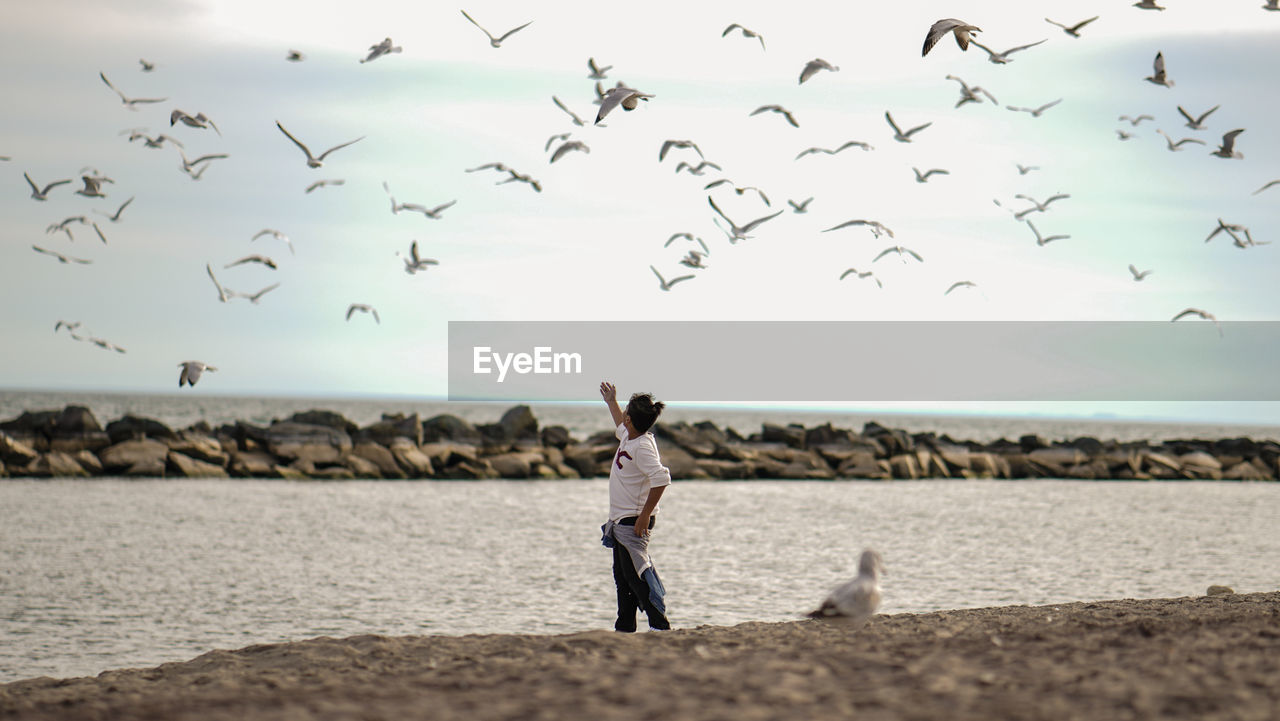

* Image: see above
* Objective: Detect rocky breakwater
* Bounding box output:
[1,406,1278,481]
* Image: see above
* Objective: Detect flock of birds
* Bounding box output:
[8,6,1279,388]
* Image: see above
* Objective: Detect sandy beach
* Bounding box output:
[2,592,1277,721]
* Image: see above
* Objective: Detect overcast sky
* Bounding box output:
[1,1,1278,422]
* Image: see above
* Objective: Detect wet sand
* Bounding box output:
[2,592,1277,721]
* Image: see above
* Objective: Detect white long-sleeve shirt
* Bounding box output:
[608,423,672,521]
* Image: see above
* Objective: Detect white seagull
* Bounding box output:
[678,251,708,270]
[1045,16,1099,37]
[1177,105,1220,130]
[549,140,590,163]
[795,140,873,159]
[1210,129,1245,159]
[75,176,108,198]
[913,167,950,183]
[396,240,439,275]
[839,268,882,288]
[1171,308,1221,336]
[807,549,884,622]
[665,233,710,255]
[1145,52,1173,87]
[722,23,765,50]
[1013,193,1070,219]
[1252,180,1280,196]
[275,121,364,168]
[595,86,653,125]
[798,58,838,84]
[1129,264,1154,281]
[946,75,998,108]
[659,139,704,162]
[252,228,295,255]
[32,245,91,264]
[945,280,977,295]
[224,255,278,270]
[552,96,586,126]
[305,179,345,193]
[99,72,166,108]
[650,265,694,291]
[751,104,799,128]
[24,172,71,201]
[1156,129,1206,152]
[922,19,981,57]
[1026,220,1069,246]
[1007,99,1062,117]
[347,304,380,323]
[460,10,532,48]
[359,37,402,63]
[969,39,1047,65]
[1119,114,1154,126]
[704,179,770,206]
[95,196,134,222]
[788,197,813,214]
[587,57,612,80]
[874,246,924,263]
[1133,0,1166,9]
[230,284,281,305]
[824,219,894,239]
[707,196,783,242]
[674,161,721,176]
[1016,164,1040,175]
[206,264,230,302]
[178,361,217,387]
[885,111,931,143]
[170,109,220,134]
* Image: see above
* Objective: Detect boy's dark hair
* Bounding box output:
[625,392,665,433]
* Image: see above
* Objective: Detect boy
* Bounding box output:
[599,381,672,632]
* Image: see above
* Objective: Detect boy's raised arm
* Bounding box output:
[600,381,625,428]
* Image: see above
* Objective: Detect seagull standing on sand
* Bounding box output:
[922,19,981,57]
[1129,264,1153,281]
[275,121,364,168]
[1045,16,1098,37]
[969,39,1047,65]
[178,361,217,387]
[798,59,838,84]
[595,86,653,125]
[460,10,532,48]
[808,549,884,622]
[722,23,765,50]
[650,265,694,291]
[347,304,380,324]
[1210,129,1245,159]
[1145,52,1173,87]
[885,111,931,143]
[24,173,71,201]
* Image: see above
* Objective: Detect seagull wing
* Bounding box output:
[459,10,496,42]
[1196,105,1221,124]
[275,122,316,163]
[495,21,532,43]
[923,19,964,57]
[595,87,634,124]
[1071,16,1099,32]
[206,263,228,302]
[552,96,585,126]
[1220,129,1244,154]
[740,210,784,233]
[884,111,903,136]
[315,136,364,162]
[1004,39,1048,55]
[99,72,127,102]
[904,121,933,138]
[706,195,735,227]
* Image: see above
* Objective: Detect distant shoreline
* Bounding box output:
[3,592,1276,720]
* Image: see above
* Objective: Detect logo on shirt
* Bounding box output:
[615,450,633,469]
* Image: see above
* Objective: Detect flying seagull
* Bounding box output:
[252,228,295,255]
[178,361,217,387]
[54,320,83,337]
[913,167,949,183]
[1116,129,1134,141]
[46,216,87,240]
[170,109,220,134]
[552,96,586,126]
[707,196,783,242]
[497,169,542,193]
[396,240,439,275]
[1006,99,1062,117]
[795,140,873,159]
[1119,114,1154,126]
[1026,220,1069,245]
[945,281,977,295]
[807,549,884,622]
[945,75,998,108]
[839,268,882,288]
[95,196,134,222]
[1129,264,1153,281]
[460,10,532,48]
[138,59,155,72]
[874,246,924,263]
[1266,0,1280,10]
[750,104,799,128]
[360,37,402,63]
[32,245,91,264]
[230,283,281,305]
[1016,164,1040,175]
[1170,308,1221,336]
[544,132,572,152]
[678,251,708,270]
[587,57,612,80]
[396,198,458,219]
[75,176,108,198]
[1045,16,1098,37]
[722,23,765,50]
[788,197,813,214]
[549,140,590,163]
[286,49,305,62]
[799,58,838,84]
[1210,129,1245,159]
[1133,0,1166,9]
[99,72,166,108]
[305,179,345,193]
[91,223,108,245]
[885,111,931,143]
[346,304,381,323]
[823,219,894,239]
[595,86,653,125]
[275,121,364,168]
[664,233,710,255]
[224,255,278,270]
[650,265,695,291]
[1205,218,1256,247]
[1156,129,1206,152]
[659,139,704,163]
[1177,105,1220,130]
[922,18,981,57]
[1145,52,1173,87]
[674,160,722,176]
[704,179,770,206]
[24,172,71,201]
[969,39,1047,65]
[1013,193,1070,219]
[206,264,230,302]
[87,337,127,354]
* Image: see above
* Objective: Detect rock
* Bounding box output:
[24,452,90,477]
[540,425,573,449]
[1029,447,1088,467]
[48,432,112,454]
[969,452,1006,478]
[420,442,478,470]
[104,415,175,444]
[1179,451,1222,471]
[1206,585,1234,596]
[228,450,278,477]
[488,451,546,479]
[1214,437,1258,459]
[350,443,407,479]
[1222,461,1269,481]
[660,444,708,479]
[389,440,435,478]
[936,445,972,473]
[0,431,40,466]
[166,433,228,467]
[273,465,309,480]
[695,458,752,479]
[286,410,357,435]
[1069,436,1104,456]
[168,451,230,478]
[422,414,483,444]
[54,405,101,433]
[310,466,357,481]
[273,442,342,466]
[440,460,499,480]
[804,423,851,447]
[499,405,539,440]
[654,423,716,457]
[1142,452,1181,474]
[888,453,920,479]
[691,421,728,446]
[0,410,60,436]
[99,439,170,476]
[563,445,614,478]
[1066,460,1110,480]
[761,423,805,449]
[356,413,422,446]
[836,452,889,479]
[863,422,912,456]
[73,450,103,475]
[1019,434,1050,453]
[255,423,352,464]
[916,450,950,478]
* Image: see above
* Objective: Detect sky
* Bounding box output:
[1,0,1278,424]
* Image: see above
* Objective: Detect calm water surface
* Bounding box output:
[1,479,1277,683]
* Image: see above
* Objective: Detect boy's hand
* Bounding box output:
[633,513,650,537]
[600,381,617,402]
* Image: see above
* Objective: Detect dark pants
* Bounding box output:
[612,517,669,632]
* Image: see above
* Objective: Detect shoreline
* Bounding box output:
[2,592,1276,720]
[3,404,1279,481]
